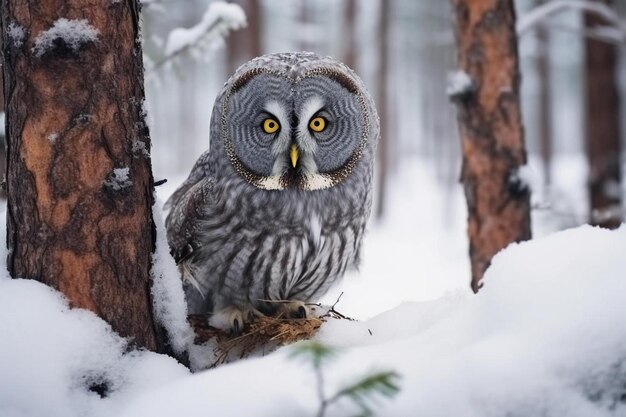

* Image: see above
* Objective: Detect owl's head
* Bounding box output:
[216,52,378,191]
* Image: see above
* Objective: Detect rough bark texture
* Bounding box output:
[450,0,531,293]
[584,0,622,229]
[2,0,159,350]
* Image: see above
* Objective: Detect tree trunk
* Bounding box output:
[227,0,261,73]
[536,10,552,188]
[343,0,357,70]
[2,0,159,350]
[450,0,531,293]
[298,0,315,52]
[375,0,390,219]
[584,0,622,229]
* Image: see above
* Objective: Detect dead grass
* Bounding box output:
[188,299,354,368]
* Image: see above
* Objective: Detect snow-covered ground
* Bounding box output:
[2,156,625,417]
[122,224,626,417]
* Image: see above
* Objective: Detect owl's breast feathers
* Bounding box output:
[165,173,367,311]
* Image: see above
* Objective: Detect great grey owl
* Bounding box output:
[165,52,379,334]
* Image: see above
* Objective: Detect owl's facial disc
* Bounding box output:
[224,70,368,191]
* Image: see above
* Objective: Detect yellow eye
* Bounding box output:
[309,117,326,132]
[262,118,280,134]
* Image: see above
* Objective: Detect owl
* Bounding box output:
[165,52,379,334]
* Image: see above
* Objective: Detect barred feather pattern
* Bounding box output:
[165,52,379,315]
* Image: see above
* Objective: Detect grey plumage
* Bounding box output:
[165,52,379,329]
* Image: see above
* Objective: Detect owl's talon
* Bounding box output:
[279,300,310,319]
[231,318,241,336]
[209,307,246,335]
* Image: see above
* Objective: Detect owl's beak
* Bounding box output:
[289,144,299,168]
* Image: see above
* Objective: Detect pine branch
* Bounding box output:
[290,342,401,417]
[517,0,624,36]
[147,1,245,74]
[289,341,339,369]
[327,371,401,416]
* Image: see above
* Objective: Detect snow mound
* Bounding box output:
[0,277,189,417]
[32,18,99,57]
[121,225,626,417]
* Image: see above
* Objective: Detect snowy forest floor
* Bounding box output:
[2,155,626,417]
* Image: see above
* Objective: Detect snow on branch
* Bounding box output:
[149,1,246,73]
[517,0,624,36]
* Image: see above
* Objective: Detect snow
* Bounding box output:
[7,22,25,48]
[446,70,474,99]
[163,2,246,59]
[0,277,190,417]
[131,139,150,158]
[47,133,59,143]
[318,161,469,319]
[120,224,626,417]
[32,18,99,58]
[517,0,624,36]
[103,167,132,191]
[150,199,194,356]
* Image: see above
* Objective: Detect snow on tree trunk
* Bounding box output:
[584,0,622,229]
[1,0,160,350]
[0,76,5,200]
[449,0,531,293]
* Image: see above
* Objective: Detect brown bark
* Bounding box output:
[227,0,261,74]
[2,0,159,350]
[375,0,390,219]
[450,0,531,293]
[584,0,622,229]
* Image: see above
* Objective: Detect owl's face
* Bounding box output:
[221,61,371,191]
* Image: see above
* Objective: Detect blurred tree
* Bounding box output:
[584,0,622,229]
[343,0,357,70]
[536,1,552,188]
[1,0,161,351]
[299,0,315,53]
[376,0,390,219]
[450,0,531,293]
[227,0,261,73]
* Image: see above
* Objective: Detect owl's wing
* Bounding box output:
[164,151,214,264]
[164,150,211,212]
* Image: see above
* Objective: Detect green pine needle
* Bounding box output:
[290,341,340,368]
[332,371,401,415]
[289,342,401,417]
